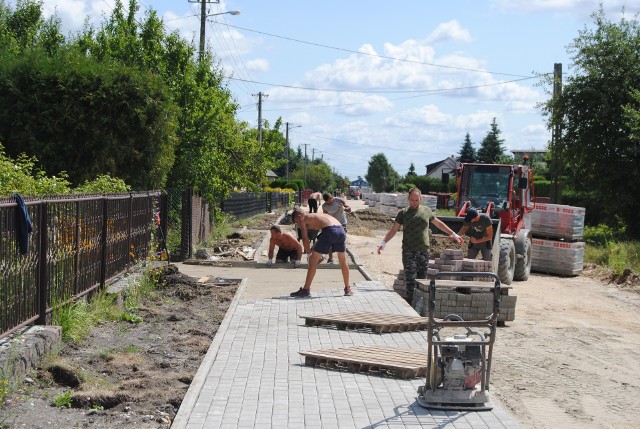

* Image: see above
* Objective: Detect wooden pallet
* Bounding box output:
[301,312,428,333]
[299,346,428,379]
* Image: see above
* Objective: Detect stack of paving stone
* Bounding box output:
[529,203,586,276]
[393,249,494,296]
[393,248,517,321]
[413,284,516,322]
[428,249,493,280]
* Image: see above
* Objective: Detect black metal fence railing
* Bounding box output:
[0,192,164,340]
[1,188,296,339]
[220,192,267,220]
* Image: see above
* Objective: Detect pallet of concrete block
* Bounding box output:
[531,238,585,276]
[530,203,585,241]
[427,249,493,281]
[413,279,516,322]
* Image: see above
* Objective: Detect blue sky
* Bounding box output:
[13,0,640,181]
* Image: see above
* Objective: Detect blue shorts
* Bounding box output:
[313,225,346,254]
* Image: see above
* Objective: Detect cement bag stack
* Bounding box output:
[530,203,586,276]
[421,194,437,211]
[363,192,375,207]
[379,193,399,217]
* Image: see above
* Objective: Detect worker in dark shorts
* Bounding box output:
[266,225,303,267]
[457,208,494,261]
[307,191,322,213]
[289,207,353,298]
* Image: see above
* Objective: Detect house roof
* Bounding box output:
[266,170,278,178]
[426,156,457,175]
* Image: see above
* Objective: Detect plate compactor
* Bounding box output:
[416,272,501,411]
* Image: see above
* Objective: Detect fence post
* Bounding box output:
[73,200,80,295]
[37,202,48,325]
[127,194,134,265]
[160,192,168,254]
[100,197,108,288]
[181,188,193,260]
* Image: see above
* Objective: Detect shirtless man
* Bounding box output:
[307,191,323,213]
[289,207,353,298]
[266,225,303,267]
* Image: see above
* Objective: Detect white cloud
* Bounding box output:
[245,58,269,72]
[382,105,452,127]
[425,20,473,44]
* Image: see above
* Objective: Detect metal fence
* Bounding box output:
[1,188,295,339]
[170,189,294,260]
[0,192,164,340]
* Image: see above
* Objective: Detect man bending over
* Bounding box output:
[289,207,353,298]
[266,225,303,267]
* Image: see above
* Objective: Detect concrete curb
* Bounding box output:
[171,277,249,428]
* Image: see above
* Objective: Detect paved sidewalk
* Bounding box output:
[171,234,521,428]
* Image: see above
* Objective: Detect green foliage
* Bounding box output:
[477,118,506,164]
[458,132,476,163]
[52,390,72,408]
[0,47,177,189]
[541,6,640,237]
[584,221,627,245]
[410,175,451,194]
[0,374,9,405]
[0,143,72,196]
[533,179,552,197]
[291,161,334,191]
[365,153,400,192]
[120,312,143,324]
[1,0,285,202]
[75,174,131,194]
[585,241,640,276]
[405,163,418,181]
[51,299,93,344]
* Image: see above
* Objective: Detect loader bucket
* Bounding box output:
[429,216,502,274]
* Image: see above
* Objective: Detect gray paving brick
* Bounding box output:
[173,280,522,428]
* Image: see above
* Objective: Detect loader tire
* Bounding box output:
[498,239,515,285]
[514,236,532,281]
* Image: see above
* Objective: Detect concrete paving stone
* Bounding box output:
[171,259,520,429]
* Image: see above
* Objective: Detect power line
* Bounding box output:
[222,23,536,79]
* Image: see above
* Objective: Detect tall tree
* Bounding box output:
[365,153,398,192]
[542,6,640,236]
[458,133,476,163]
[406,163,417,181]
[477,118,506,164]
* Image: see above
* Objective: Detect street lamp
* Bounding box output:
[199,9,240,59]
[207,10,240,18]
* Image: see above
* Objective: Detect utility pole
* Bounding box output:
[192,1,239,60]
[190,0,220,60]
[551,63,563,204]
[254,92,268,142]
[302,143,310,185]
[285,122,301,179]
[285,122,291,179]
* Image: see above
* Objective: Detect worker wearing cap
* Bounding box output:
[457,208,493,261]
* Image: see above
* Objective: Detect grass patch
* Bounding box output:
[52,390,72,408]
[50,268,161,344]
[584,224,640,275]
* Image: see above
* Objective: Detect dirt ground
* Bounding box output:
[2,205,640,429]
[344,208,640,429]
